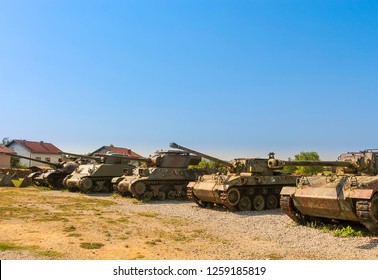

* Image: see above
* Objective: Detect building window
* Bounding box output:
[45,157,51,162]
[35,157,41,160]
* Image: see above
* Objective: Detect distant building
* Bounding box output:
[0,144,15,168]
[90,145,144,166]
[6,140,62,167]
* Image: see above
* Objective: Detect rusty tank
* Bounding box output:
[169,142,299,211]
[5,152,78,189]
[268,149,378,234]
[62,152,138,193]
[112,148,211,200]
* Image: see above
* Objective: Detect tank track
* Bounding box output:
[130,180,190,200]
[280,195,306,224]
[220,190,237,211]
[356,198,378,235]
[187,186,210,208]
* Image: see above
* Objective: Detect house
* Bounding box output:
[90,145,144,166]
[0,144,15,168]
[6,140,62,167]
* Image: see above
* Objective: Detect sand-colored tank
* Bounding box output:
[169,143,299,211]
[269,149,378,234]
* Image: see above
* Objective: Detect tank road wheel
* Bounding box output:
[79,178,92,192]
[227,188,241,206]
[356,194,378,234]
[266,195,278,210]
[253,195,265,211]
[238,196,252,211]
[143,191,153,200]
[133,182,146,195]
[157,191,166,200]
[168,190,176,199]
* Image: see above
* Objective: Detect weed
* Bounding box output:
[333,226,362,237]
[80,242,105,249]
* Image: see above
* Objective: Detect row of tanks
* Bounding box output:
[6,144,378,234]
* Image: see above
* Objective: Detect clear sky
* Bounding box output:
[1,0,377,160]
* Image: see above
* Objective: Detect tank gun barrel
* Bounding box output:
[60,151,100,162]
[5,152,60,168]
[93,153,150,162]
[268,159,354,169]
[169,142,233,168]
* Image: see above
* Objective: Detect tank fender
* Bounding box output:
[349,189,375,199]
[280,186,296,196]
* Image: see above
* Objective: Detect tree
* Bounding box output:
[2,137,11,145]
[1,137,26,168]
[283,151,324,175]
[189,159,227,174]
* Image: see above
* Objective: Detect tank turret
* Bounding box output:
[169,143,299,211]
[276,149,378,234]
[5,152,78,189]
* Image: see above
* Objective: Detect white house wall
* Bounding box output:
[7,143,61,167]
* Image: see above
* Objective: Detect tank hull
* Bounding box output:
[64,163,132,193]
[280,175,378,234]
[113,168,210,200]
[188,173,299,211]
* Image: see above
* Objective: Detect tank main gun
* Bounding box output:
[268,159,353,169]
[268,149,378,175]
[93,153,150,162]
[5,152,63,169]
[169,142,233,168]
[60,152,100,162]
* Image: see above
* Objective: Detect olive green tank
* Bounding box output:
[62,152,138,193]
[169,143,299,211]
[269,149,378,234]
[112,148,211,200]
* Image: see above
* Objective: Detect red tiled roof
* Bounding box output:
[0,144,15,154]
[92,146,143,158]
[10,140,62,154]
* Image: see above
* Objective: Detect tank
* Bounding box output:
[62,152,138,193]
[4,152,78,189]
[169,142,299,211]
[112,148,211,200]
[269,149,378,234]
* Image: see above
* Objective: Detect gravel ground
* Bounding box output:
[112,199,378,260]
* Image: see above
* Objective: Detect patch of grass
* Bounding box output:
[0,242,64,258]
[163,216,189,226]
[117,217,130,223]
[36,250,65,258]
[137,212,158,218]
[64,225,76,232]
[33,215,69,222]
[145,239,163,246]
[80,242,105,249]
[0,243,24,251]
[267,253,283,260]
[67,233,82,237]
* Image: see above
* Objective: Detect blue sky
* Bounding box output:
[1,0,377,160]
